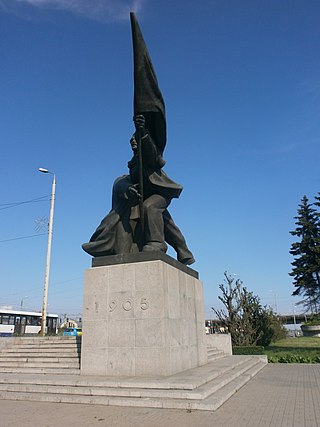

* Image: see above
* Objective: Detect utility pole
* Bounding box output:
[38,168,56,336]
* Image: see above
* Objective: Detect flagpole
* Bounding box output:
[136,128,144,234]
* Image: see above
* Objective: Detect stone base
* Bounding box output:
[301,325,320,337]
[0,354,268,411]
[81,257,207,377]
[206,334,233,356]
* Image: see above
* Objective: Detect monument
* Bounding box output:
[81,12,207,376]
[0,13,268,412]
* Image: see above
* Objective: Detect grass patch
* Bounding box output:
[269,337,320,348]
[232,337,320,363]
[265,337,320,363]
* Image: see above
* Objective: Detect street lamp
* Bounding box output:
[38,168,56,336]
[269,290,278,313]
[293,304,297,337]
[20,296,28,310]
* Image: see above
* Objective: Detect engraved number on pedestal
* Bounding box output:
[109,300,117,312]
[140,297,149,310]
[108,298,149,312]
[122,300,132,311]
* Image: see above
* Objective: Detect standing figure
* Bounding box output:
[82,13,194,266]
[82,114,194,265]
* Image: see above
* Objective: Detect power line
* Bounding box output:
[0,195,50,211]
[0,233,47,243]
[0,277,83,298]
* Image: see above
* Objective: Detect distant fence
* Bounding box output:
[206,313,310,328]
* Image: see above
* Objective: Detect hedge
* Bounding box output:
[232,346,265,355]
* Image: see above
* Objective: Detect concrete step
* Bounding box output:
[10,343,81,348]
[207,349,225,361]
[8,347,80,352]
[0,355,254,390]
[0,336,81,374]
[9,338,80,346]
[0,348,80,358]
[1,337,81,351]
[192,361,268,411]
[0,356,267,410]
[11,339,79,343]
[0,361,80,368]
[0,356,79,363]
[0,358,260,400]
[207,348,224,354]
[6,347,81,354]
[0,367,81,374]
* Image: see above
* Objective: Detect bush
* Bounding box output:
[212,273,287,347]
[303,315,320,326]
[268,353,320,363]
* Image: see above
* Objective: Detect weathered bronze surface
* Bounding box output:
[82,13,194,266]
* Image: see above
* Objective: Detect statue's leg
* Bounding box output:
[114,207,136,254]
[82,210,119,256]
[82,175,136,257]
[112,174,137,254]
[142,194,170,252]
[163,210,195,265]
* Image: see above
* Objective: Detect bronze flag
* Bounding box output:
[130,12,166,155]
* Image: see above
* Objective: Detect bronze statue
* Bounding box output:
[82,13,194,266]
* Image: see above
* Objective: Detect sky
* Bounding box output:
[0,0,319,320]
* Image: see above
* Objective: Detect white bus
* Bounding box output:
[0,308,58,336]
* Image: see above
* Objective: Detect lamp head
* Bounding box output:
[38,168,49,173]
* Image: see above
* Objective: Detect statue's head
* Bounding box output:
[130,135,137,151]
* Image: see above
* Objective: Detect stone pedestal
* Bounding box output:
[301,324,320,337]
[206,334,232,355]
[81,254,207,377]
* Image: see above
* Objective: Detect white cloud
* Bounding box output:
[0,0,144,22]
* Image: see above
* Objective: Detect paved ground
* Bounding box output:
[0,364,319,427]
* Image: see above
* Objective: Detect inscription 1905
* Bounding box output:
[109,297,149,313]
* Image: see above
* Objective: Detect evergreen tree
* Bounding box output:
[315,192,320,211]
[313,192,320,302]
[289,195,320,313]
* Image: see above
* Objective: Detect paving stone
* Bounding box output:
[0,364,319,427]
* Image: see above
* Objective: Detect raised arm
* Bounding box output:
[133,114,164,168]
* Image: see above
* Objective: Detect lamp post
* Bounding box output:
[20,296,28,311]
[269,290,278,313]
[38,168,56,336]
[293,304,297,337]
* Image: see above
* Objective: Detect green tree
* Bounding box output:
[212,273,286,346]
[313,192,320,263]
[289,195,320,313]
[256,307,287,346]
[315,192,320,213]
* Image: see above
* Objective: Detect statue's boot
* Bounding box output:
[163,210,195,265]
